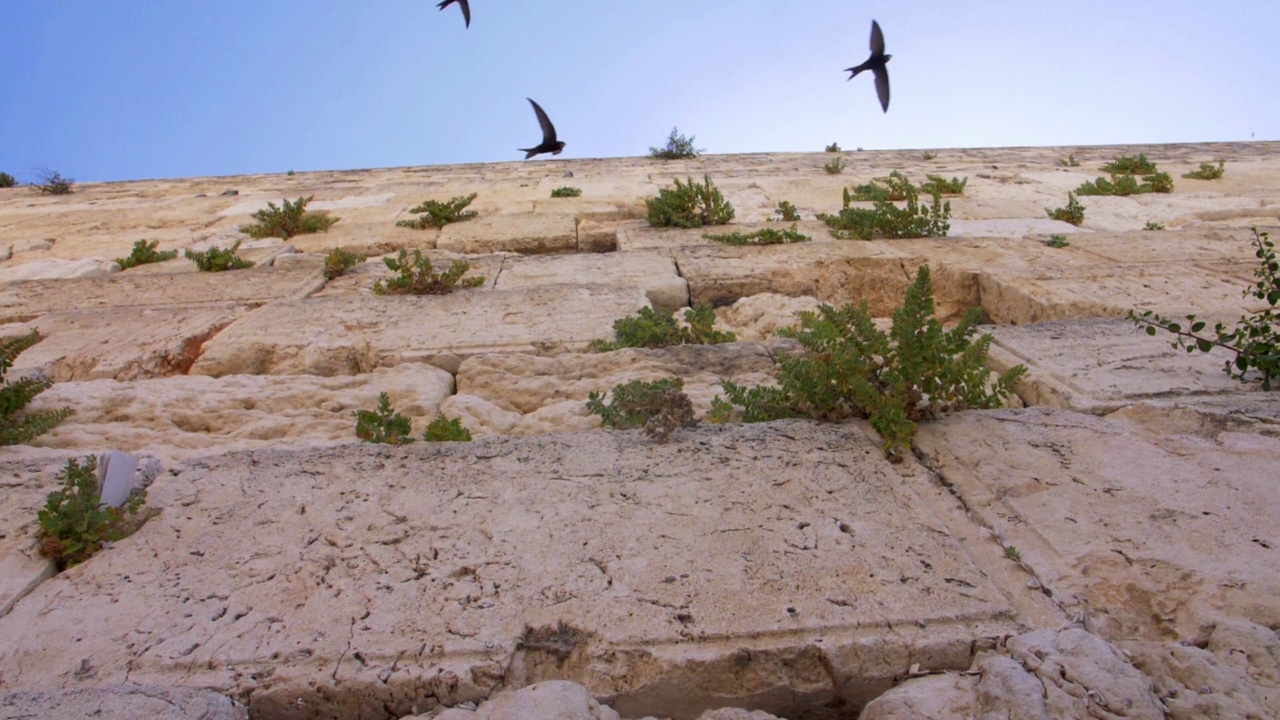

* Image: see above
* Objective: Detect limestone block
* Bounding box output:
[313,251,501,298]
[438,214,577,255]
[189,286,651,377]
[0,260,324,323]
[495,251,688,311]
[913,407,1280,639]
[6,303,246,382]
[0,257,118,284]
[575,219,619,253]
[0,425,1017,718]
[439,394,522,437]
[23,363,455,460]
[0,686,248,720]
[714,293,823,341]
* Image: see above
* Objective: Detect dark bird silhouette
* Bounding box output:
[518,98,566,159]
[437,0,470,28]
[845,19,891,112]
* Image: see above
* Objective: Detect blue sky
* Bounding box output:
[2,1,1277,182]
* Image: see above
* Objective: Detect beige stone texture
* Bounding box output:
[495,251,689,310]
[189,286,650,377]
[2,142,1280,718]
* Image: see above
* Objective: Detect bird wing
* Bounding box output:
[873,67,890,112]
[528,98,557,144]
[458,0,470,28]
[869,20,885,55]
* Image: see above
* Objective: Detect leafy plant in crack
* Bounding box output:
[824,157,846,175]
[1130,227,1280,390]
[37,456,146,571]
[712,265,1026,460]
[773,201,801,222]
[919,174,967,196]
[396,193,479,229]
[115,239,177,270]
[586,377,696,441]
[645,175,735,228]
[550,187,582,198]
[323,247,364,280]
[819,181,950,240]
[590,305,736,352]
[185,241,254,271]
[648,127,703,160]
[0,171,16,188]
[704,225,809,246]
[825,143,842,153]
[921,151,937,161]
[422,413,472,442]
[1101,153,1158,175]
[1044,235,1070,248]
[372,249,484,295]
[1144,221,1165,231]
[2,331,72,445]
[32,168,73,195]
[1004,546,1022,562]
[1046,192,1085,226]
[354,392,415,445]
[848,171,915,202]
[1058,154,1080,167]
[1183,160,1226,180]
[239,196,338,239]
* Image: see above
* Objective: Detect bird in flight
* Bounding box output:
[845,20,891,112]
[519,98,566,159]
[437,0,470,28]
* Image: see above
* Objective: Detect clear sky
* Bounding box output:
[2,1,1277,183]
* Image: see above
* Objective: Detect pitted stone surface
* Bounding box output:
[189,285,651,376]
[0,685,248,720]
[438,213,578,255]
[0,424,1018,720]
[495,251,689,311]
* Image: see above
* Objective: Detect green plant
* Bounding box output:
[704,225,809,246]
[422,413,472,442]
[2,331,72,445]
[1183,160,1225,180]
[239,196,338,239]
[1046,192,1085,226]
[825,143,842,153]
[648,127,703,160]
[1145,171,1174,193]
[713,266,1026,460]
[921,151,937,161]
[645,175,735,228]
[1076,173,1145,196]
[550,187,583,198]
[185,241,254,272]
[1130,227,1279,390]
[354,392,415,445]
[824,157,846,175]
[773,201,801,222]
[1144,221,1165,231]
[372,249,484,296]
[919,174,968,196]
[590,305,736,352]
[1044,235,1070,248]
[848,171,915,201]
[1058,154,1080,167]
[1004,546,1022,562]
[1101,153,1158,175]
[0,172,15,188]
[37,456,145,571]
[115,239,177,270]
[33,169,73,195]
[396,193,479,229]
[818,182,951,240]
[586,377,696,440]
[323,247,364,280]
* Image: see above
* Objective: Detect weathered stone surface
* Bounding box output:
[312,250,502,298]
[0,257,119,284]
[984,318,1259,412]
[454,343,780,417]
[0,260,323,323]
[24,363,455,460]
[1123,618,1280,719]
[856,672,977,720]
[495,251,689,311]
[575,218,620,253]
[438,213,578,254]
[189,286,650,376]
[913,407,1280,641]
[0,685,247,720]
[6,304,245,382]
[0,538,53,619]
[0,424,1017,720]
[714,293,823,342]
[401,681,622,720]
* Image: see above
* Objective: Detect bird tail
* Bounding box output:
[845,67,862,80]
[436,0,451,10]
[519,148,537,159]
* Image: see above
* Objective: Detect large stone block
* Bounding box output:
[437,214,577,255]
[495,251,688,311]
